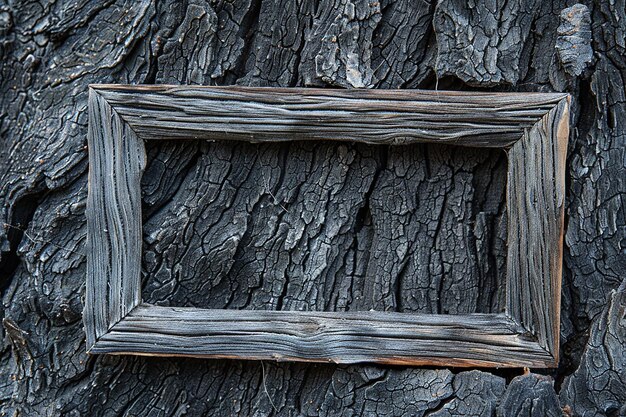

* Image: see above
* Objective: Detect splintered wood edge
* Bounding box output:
[84,86,569,368]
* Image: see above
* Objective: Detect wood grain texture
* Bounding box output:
[85,90,146,347]
[506,97,570,362]
[92,85,568,148]
[84,85,569,368]
[91,304,554,368]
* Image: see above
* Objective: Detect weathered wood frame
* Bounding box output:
[85,85,569,368]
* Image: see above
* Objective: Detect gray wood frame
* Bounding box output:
[85,85,569,368]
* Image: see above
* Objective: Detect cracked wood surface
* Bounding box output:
[1,0,625,416]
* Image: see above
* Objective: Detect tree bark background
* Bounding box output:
[0,0,624,416]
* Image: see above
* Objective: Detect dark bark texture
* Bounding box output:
[0,0,624,416]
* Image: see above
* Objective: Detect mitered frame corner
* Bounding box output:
[85,85,570,368]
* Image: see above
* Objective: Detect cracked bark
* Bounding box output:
[0,0,624,416]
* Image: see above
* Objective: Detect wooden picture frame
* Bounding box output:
[85,86,569,368]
